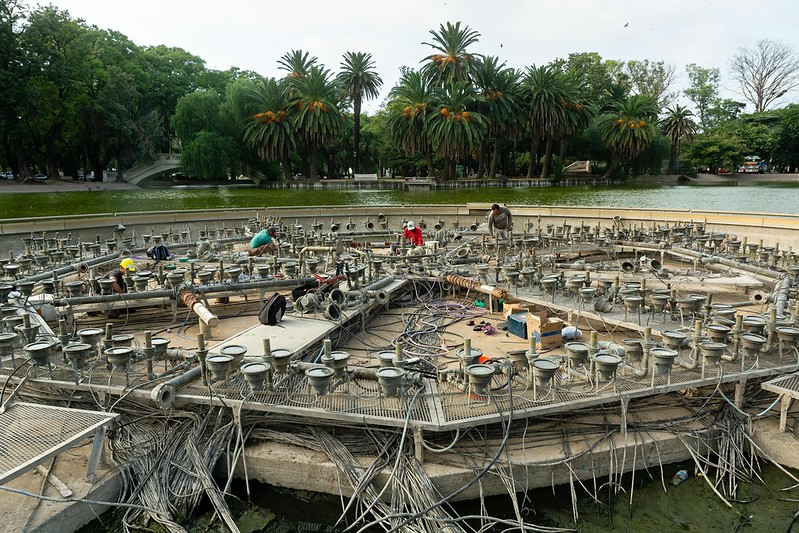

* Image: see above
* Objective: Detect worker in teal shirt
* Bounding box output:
[248,226,278,256]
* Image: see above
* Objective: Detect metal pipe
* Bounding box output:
[671,247,782,281]
[194,277,317,294]
[150,366,202,409]
[57,289,175,306]
[18,252,121,283]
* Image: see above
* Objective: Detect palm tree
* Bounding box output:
[471,56,523,178]
[278,50,317,79]
[337,52,383,174]
[428,80,486,180]
[387,68,437,177]
[598,94,659,179]
[288,66,346,182]
[521,65,568,178]
[422,21,481,85]
[243,78,295,182]
[660,104,698,174]
[551,74,594,177]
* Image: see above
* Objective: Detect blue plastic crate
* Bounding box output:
[507,313,527,339]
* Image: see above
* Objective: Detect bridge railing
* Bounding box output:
[563,160,590,174]
[123,153,182,183]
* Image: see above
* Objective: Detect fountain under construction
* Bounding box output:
[1,203,799,532]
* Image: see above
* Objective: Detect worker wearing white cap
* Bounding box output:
[402,221,424,246]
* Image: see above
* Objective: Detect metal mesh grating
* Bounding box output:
[0,402,117,484]
[2,345,796,432]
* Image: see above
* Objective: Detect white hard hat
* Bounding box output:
[406,221,415,230]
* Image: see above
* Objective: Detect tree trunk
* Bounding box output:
[526,137,540,178]
[353,95,362,173]
[13,137,32,180]
[489,134,501,179]
[541,137,554,179]
[308,143,318,183]
[667,138,678,175]
[425,149,434,178]
[601,157,620,180]
[477,137,488,178]
[326,150,335,179]
[559,138,569,162]
[44,123,64,179]
[443,155,451,181]
[280,146,291,183]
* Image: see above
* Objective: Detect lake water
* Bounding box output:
[4,181,799,219]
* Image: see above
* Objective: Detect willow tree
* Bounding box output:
[337,51,382,174]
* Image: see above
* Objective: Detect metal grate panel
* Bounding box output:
[0,402,117,484]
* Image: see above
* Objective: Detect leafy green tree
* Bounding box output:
[0,0,33,177]
[553,52,624,109]
[287,65,346,182]
[730,40,799,113]
[422,21,480,85]
[682,130,746,173]
[388,68,437,177]
[597,94,659,178]
[20,5,90,178]
[337,51,382,173]
[140,45,208,151]
[624,59,675,109]
[243,77,295,182]
[704,98,746,129]
[660,105,697,174]
[684,64,719,130]
[774,104,799,171]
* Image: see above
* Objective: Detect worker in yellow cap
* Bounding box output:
[108,258,137,293]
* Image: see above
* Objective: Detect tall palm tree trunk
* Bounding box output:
[601,157,620,180]
[667,139,678,175]
[541,137,554,179]
[425,149,434,178]
[281,146,292,183]
[489,134,502,178]
[526,137,540,178]
[308,143,318,183]
[353,95,362,173]
[477,138,488,178]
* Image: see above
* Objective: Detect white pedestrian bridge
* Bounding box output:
[121,153,181,186]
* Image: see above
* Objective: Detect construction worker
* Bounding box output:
[108,258,137,293]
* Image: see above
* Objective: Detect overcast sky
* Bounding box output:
[48,0,799,113]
